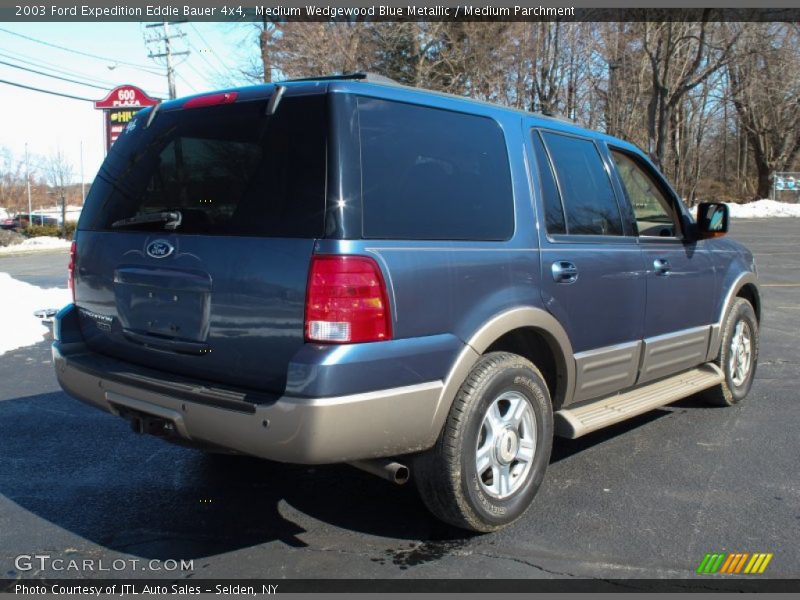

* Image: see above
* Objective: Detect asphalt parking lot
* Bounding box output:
[0,219,798,586]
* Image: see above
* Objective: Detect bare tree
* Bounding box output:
[640,12,738,170]
[593,23,649,143]
[0,147,27,214]
[367,23,444,86]
[233,18,800,203]
[258,20,279,82]
[271,22,372,78]
[529,22,565,114]
[727,23,800,199]
[44,148,73,235]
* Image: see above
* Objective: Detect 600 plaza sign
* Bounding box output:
[94,85,160,151]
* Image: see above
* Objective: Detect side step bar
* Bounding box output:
[555,363,724,439]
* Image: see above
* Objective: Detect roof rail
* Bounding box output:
[540,110,574,124]
[278,72,400,86]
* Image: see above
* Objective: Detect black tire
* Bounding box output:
[702,297,759,406]
[414,352,553,532]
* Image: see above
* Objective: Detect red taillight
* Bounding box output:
[182,92,238,109]
[305,255,393,344]
[68,241,76,302]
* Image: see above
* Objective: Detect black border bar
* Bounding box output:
[2,3,800,22]
[3,578,800,593]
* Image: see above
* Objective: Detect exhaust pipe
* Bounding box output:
[348,459,410,485]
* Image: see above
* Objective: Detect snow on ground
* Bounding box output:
[0,272,71,355]
[0,236,72,255]
[726,199,800,218]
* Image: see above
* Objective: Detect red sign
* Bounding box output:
[94,85,159,110]
[105,109,139,148]
[95,85,160,152]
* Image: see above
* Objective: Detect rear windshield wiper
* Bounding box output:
[111,210,182,230]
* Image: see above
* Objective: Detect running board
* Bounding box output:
[555,363,724,439]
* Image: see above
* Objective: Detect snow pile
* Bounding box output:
[0,236,72,255]
[726,199,800,219]
[0,272,71,355]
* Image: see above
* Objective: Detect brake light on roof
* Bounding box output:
[305,255,393,344]
[182,92,238,109]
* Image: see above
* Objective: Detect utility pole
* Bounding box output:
[145,21,189,100]
[60,190,66,238]
[24,142,32,223]
[79,140,85,204]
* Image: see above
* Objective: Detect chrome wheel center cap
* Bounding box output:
[496,429,520,464]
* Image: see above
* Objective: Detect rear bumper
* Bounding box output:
[52,301,455,463]
[53,342,444,463]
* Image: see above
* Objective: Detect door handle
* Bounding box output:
[552,261,578,284]
[653,258,671,276]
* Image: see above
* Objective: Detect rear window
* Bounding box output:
[79,94,327,237]
[357,98,514,241]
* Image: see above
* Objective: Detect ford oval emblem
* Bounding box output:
[146,239,174,259]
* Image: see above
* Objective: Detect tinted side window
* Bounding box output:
[358,98,514,241]
[531,130,566,235]
[541,132,623,236]
[80,95,327,237]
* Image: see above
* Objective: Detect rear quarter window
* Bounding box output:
[357,98,514,241]
[79,94,327,238]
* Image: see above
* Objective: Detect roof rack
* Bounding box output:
[276,72,575,124]
[540,110,574,124]
[278,72,400,86]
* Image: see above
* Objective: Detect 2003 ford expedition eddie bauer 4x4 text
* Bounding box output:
[53,73,761,531]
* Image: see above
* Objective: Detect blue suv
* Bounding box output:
[53,73,760,531]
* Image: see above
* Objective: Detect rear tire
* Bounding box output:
[702,298,759,406]
[414,352,553,532]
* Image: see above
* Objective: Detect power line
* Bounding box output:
[0,58,112,91]
[176,72,198,93]
[0,78,94,102]
[188,23,229,74]
[186,40,227,83]
[0,49,168,98]
[0,26,166,75]
[182,60,206,83]
[0,48,120,88]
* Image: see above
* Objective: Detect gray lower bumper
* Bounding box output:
[53,344,444,464]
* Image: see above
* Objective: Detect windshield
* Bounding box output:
[79,94,327,237]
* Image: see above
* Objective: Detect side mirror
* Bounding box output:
[696,202,729,239]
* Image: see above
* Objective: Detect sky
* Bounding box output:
[0,22,261,185]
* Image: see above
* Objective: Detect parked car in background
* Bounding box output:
[1,213,60,230]
[52,73,761,532]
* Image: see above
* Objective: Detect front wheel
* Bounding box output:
[703,297,759,406]
[414,352,553,532]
